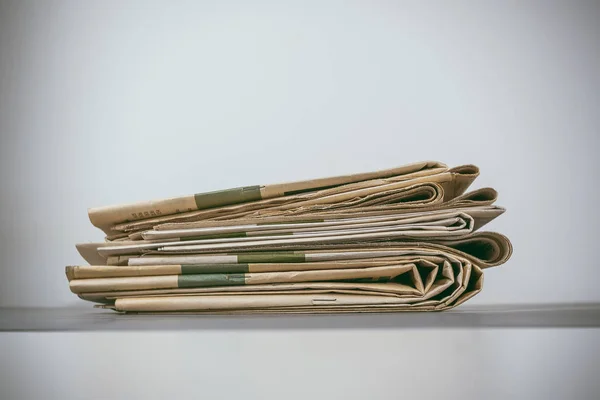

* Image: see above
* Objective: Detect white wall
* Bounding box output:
[0,0,598,307]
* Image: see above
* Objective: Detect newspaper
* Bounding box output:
[89,161,450,233]
[77,244,487,312]
[76,204,503,262]
[91,163,479,237]
[66,161,512,313]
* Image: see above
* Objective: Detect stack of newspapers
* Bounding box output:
[67,161,512,313]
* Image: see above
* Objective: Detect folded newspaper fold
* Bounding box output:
[67,161,512,313]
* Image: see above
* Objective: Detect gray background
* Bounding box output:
[1,0,599,308]
[1,329,598,399]
[1,1,599,400]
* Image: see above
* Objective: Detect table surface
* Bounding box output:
[2,302,599,331]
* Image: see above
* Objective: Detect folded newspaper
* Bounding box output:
[67,161,512,313]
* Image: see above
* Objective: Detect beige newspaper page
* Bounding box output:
[89,161,447,233]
